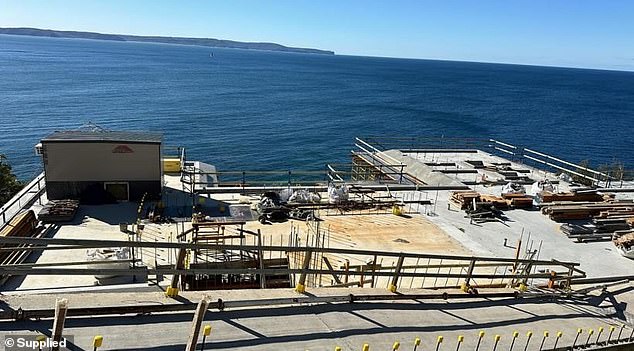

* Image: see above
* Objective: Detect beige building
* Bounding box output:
[40,130,163,202]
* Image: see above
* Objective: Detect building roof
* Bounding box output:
[42,130,163,144]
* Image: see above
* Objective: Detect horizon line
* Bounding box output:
[2,26,633,73]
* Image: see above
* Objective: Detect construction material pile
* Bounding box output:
[450,191,480,210]
[538,190,607,203]
[450,191,517,223]
[1,210,40,281]
[541,199,634,221]
[560,218,633,242]
[501,193,534,209]
[613,232,634,258]
[450,190,533,211]
[38,199,79,223]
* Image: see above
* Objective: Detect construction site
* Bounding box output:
[1,131,634,351]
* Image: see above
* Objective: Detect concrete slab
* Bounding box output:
[1,287,632,351]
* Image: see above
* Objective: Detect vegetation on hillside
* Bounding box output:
[0,154,24,205]
[572,159,632,186]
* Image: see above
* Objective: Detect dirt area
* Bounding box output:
[322,213,469,255]
[238,212,470,257]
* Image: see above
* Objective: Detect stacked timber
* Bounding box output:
[613,232,634,258]
[479,194,509,210]
[541,200,634,221]
[0,210,39,268]
[560,220,633,243]
[38,199,79,223]
[450,191,510,223]
[0,210,37,239]
[501,193,533,209]
[450,191,480,210]
[451,191,532,211]
[538,191,605,203]
[593,218,631,233]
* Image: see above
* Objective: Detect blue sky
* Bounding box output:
[1,0,633,70]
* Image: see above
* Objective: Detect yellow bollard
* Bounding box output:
[93,335,103,351]
[335,347,342,351]
[510,330,519,351]
[36,335,46,351]
[585,329,594,347]
[607,326,616,344]
[456,335,464,351]
[475,331,485,351]
[435,336,443,351]
[201,325,212,351]
[392,341,400,350]
[539,331,548,351]
[362,343,370,351]
[493,335,501,351]
[524,331,533,351]
[388,283,397,293]
[596,326,604,345]
[165,286,179,297]
[414,337,421,351]
[572,328,582,348]
[295,283,306,293]
[553,331,563,349]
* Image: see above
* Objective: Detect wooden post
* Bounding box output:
[370,255,377,288]
[51,298,68,351]
[322,256,342,284]
[512,238,522,274]
[389,255,405,292]
[462,259,476,291]
[257,229,266,289]
[185,297,209,351]
[167,248,187,297]
[295,248,312,293]
[344,259,350,284]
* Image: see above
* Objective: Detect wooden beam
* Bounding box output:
[185,297,209,351]
[0,266,579,281]
[322,256,342,285]
[51,298,68,351]
[389,255,405,292]
[296,249,313,293]
[0,237,581,266]
[464,259,476,287]
[171,248,187,290]
[257,229,266,289]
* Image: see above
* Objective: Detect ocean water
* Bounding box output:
[1,34,633,180]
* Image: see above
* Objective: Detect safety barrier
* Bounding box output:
[0,172,45,231]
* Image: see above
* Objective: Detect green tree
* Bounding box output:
[0,154,24,205]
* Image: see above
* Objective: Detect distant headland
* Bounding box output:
[0,27,335,55]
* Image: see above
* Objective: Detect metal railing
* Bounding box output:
[0,237,585,292]
[357,136,631,188]
[0,172,46,230]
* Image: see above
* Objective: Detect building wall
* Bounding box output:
[43,142,161,181]
[42,141,162,201]
[46,180,161,202]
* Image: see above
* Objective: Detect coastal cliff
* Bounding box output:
[0,27,335,55]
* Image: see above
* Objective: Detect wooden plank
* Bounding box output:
[322,256,342,284]
[185,298,209,351]
[51,298,68,351]
[0,237,581,266]
[171,248,187,290]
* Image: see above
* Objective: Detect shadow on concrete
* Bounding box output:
[0,297,615,350]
